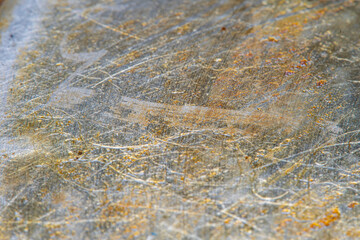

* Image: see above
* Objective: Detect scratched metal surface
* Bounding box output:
[0,0,360,239]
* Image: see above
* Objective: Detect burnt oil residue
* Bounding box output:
[1,0,360,239]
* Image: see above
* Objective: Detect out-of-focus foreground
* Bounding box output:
[1,0,360,239]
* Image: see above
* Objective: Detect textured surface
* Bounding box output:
[1,0,360,239]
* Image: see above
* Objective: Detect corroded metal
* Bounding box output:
[1,0,360,239]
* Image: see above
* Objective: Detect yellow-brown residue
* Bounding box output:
[112,97,300,134]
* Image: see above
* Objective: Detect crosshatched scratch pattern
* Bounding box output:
[1,0,360,239]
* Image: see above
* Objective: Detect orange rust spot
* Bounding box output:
[348,202,359,208]
[316,80,327,87]
[309,207,341,228]
[224,218,231,224]
[245,51,253,57]
[310,222,322,229]
[300,59,308,66]
[312,8,327,20]
[267,36,279,42]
